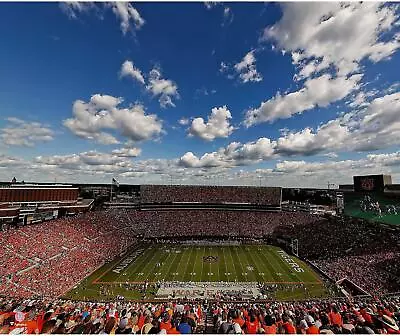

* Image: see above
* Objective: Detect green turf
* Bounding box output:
[64,243,330,301]
[344,194,400,225]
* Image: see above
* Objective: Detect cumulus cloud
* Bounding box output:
[245,73,362,126]
[146,68,179,108]
[262,2,400,78]
[120,60,145,84]
[220,50,262,83]
[1,118,54,147]
[244,3,400,128]
[181,90,400,167]
[119,62,179,108]
[63,94,163,144]
[234,50,263,83]
[188,106,235,141]
[347,91,400,151]
[274,120,350,156]
[179,137,276,168]
[270,91,400,155]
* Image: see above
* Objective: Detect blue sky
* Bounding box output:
[0,2,400,187]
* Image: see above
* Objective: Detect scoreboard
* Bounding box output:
[353,174,392,193]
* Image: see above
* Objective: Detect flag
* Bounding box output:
[112,178,119,187]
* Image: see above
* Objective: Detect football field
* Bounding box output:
[95,244,321,284]
[65,243,329,301]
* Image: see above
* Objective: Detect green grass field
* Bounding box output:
[344,194,400,225]
[64,243,330,301]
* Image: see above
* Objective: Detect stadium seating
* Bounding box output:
[124,209,319,238]
[0,210,139,298]
[274,216,400,295]
[140,185,282,205]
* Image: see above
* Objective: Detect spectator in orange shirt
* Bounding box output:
[233,310,245,328]
[244,315,259,334]
[328,306,342,327]
[305,315,320,334]
[263,315,277,334]
[282,317,296,334]
[160,314,172,332]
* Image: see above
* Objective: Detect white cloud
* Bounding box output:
[222,7,234,26]
[323,152,339,159]
[60,2,145,35]
[180,137,276,168]
[35,150,134,172]
[221,50,262,83]
[34,150,182,182]
[120,60,145,84]
[262,3,400,78]
[234,50,263,83]
[179,151,227,169]
[181,91,400,166]
[219,62,229,73]
[347,91,376,108]
[348,91,400,151]
[274,120,350,156]
[0,154,25,168]
[195,87,217,97]
[107,2,145,34]
[178,118,190,126]
[146,68,179,108]
[204,2,219,10]
[245,73,362,126]
[1,118,54,147]
[111,147,142,157]
[63,94,163,144]
[119,62,179,108]
[273,91,400,155]
[59,2,94,19]
[188,106,235,141]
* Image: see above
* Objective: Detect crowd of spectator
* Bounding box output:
[0,210,139,298]
[210,296,400,334]
[274,216,400,295]
[0,295,399,334]
[125,209,319,239]
[140,185,282,206]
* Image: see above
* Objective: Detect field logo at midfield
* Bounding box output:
[277,250,304,273]
[203,255,219,263]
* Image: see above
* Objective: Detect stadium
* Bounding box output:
[0,176,400,334]
[2,0,400,333]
